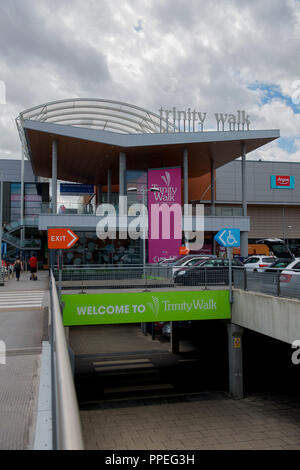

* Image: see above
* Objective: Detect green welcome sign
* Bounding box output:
[62,290,230,326]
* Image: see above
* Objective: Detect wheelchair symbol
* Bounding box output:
[226,231,237,246]
[215,228,240,247]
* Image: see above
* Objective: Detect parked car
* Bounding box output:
[256,238,294,260]
[263,259,292,272]
[243,255,277,272]
[161,321,195,340]
[173,257,243,286]
[154,322,166,334]
[279,258,300,298]
[159,254,216,276]
[162,322,171,338]
[159,257,180,265]
[172,257,211,281]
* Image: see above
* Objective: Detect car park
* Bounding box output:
[256,238,294,260]
[279,258,300,299]
[243,255,277,272]
[173,257,243,286]
[159,254,216,276]
[263,259,292,272]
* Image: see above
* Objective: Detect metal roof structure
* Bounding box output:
[16,98,280,185]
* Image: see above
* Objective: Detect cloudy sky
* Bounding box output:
[0,0,300,161]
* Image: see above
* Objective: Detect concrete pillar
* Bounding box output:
[107,168,112,204]
[119,152,127,239]
[227,322,244,399]
[52,140,58,214]
[119,152,126,197]
[241,142,248,258]
[210,158,215,216]
[170,321,180,354]
[240,232,248,259]
[97,184,102,206]
[183,148,188,205]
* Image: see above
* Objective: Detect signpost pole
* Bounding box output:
[58,249,62,302]
[214,228,244,400]
[227,247,233,303]
[48,228,78,305]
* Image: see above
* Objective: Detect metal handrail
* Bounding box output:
[50,269,84,450]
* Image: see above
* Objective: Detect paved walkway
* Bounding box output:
[76,324,300,450]
[81,391,300,450]
[0,270,49,450]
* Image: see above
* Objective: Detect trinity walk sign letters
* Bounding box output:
[159,107,251,132]
[62,290,230,326]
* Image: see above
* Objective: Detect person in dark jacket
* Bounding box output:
[14,257,22,281]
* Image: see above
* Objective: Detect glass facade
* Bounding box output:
[215,206,243,216]
[61,232,142,265]
[10,183,43,222]
[126,170,148,206]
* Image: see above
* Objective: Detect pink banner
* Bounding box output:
[148,167,182,263]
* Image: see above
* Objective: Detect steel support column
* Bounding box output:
[210,158,215,216]
[50,140,58,269]
[211,158,216,255]
[170,321,180,354]
[241,142,248,258]
[20,146,25,260]
[183,148,188,206]
[52,140,58,215]
[119,152,127,239]
[97,184,102,206]
[183,148,189,248]
[107,168,112,204]
[119,152,126,197]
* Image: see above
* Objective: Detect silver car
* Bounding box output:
[280,258,300,299]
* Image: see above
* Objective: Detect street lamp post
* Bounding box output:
[128,185,159,336]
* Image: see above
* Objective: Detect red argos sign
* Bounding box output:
[276,176,290,186]
[271,175,294,189]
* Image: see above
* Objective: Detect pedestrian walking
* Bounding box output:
[29,254,38,280]
[14,257,22,281]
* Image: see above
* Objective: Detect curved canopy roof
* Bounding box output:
[16,98,174,135]
[16,98,280,185]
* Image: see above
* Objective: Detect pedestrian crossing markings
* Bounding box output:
[0,291,45,309]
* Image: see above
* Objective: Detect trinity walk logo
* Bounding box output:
[75,296,218,317]
[62,290,231,326]
[147,296,160,317]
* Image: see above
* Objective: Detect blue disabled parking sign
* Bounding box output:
[215,228,240,247]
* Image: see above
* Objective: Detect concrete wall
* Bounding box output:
[216,160,300,204]
[232,288,300,344]
[0,159,35,182]
[38,213,250,232]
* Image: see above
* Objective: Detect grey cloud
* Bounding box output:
[0,0,111,108]
[0,0,299,160]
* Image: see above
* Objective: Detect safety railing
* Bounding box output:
[5,216,39,233]
[49,269,84,450]
[41,202,97,215]
[2,231,41,249]
[233,266,300,300]
[53,264,232,291]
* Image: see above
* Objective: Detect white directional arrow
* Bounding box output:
[67,229,78,248]
[218,230,227,246]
